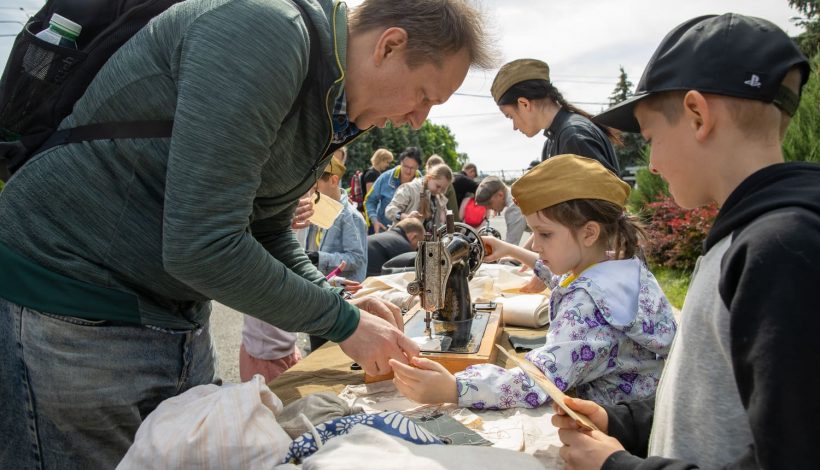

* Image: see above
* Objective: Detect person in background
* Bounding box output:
[386,163,452,234]
[0,0,496,464]
[551,14,817,470]
[364,146,422,233]
[332,146,348,166]
[452,162,479,208]
[391,155,675,411]
[425,154,460,221]
[361,148,394,196]
[492,58,621,174]
[366,217,425,277]
[473,176,526,245]
[305,158,368,284]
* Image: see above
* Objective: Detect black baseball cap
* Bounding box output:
[594,13,811,133]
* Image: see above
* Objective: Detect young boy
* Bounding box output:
[551,14,818,469]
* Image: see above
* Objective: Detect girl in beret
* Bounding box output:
[390,155,676,409]
[492,58,621,174]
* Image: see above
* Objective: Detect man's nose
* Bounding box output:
[407,103,433,129]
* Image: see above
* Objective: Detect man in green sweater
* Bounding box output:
[0,0,495,467]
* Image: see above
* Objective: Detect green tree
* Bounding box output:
[790,0,820,57]
[345,121,465,178]
[783,53,820,162]
[608,66,646,171]
[627,147,669,213]
[608,66,633,106]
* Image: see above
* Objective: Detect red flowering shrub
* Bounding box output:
[642,195,718,271]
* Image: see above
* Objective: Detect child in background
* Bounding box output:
[385,163,453,234]
[391,155,676,409]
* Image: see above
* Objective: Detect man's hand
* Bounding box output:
[373,220,387,233]
[390,357,458,405]
[291,195,314,230]
[339,312,420,377]
[552,397,623,470]
[404,210,423,220]
[348,296,403,331]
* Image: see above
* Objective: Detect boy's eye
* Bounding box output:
[539,232,551,238]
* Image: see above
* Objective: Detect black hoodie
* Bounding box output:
[602,162,820,470]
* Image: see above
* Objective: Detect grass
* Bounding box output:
[650,265,691,310]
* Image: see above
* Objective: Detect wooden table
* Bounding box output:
[267,324,545,405]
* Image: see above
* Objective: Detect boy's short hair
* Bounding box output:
[395,217,424,236]
[594,13,810,133]
[474,176,506,206]
[425,154,445,169]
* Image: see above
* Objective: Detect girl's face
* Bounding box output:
[499,99,541,138]
[525,212,603,276]
[426,177,449,195]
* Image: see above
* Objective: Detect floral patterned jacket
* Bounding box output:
[456,257,676,410]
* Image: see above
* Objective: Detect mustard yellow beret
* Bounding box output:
[491,59,550,103]
[323,156,346,177]
[511,154,630,215]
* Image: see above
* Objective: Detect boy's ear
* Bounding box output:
[581,221,601,247]
[683,90,715,142]
[331,175,340,186]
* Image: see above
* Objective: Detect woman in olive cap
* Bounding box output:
[491,58,621,175]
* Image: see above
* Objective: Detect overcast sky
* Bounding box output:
[2,0,806,172]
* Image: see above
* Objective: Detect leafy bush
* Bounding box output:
[783,53,820,163]
[642,195,718,271]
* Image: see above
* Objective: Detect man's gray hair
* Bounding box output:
[349,0,497,69]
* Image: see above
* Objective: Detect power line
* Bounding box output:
[452,92,608,107]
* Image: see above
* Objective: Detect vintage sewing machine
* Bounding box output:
[364,214,504,382]
[382,214,504,380]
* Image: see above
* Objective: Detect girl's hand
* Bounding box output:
[389,357,458,404]
[519,274,547,293]
[481,236,512,262]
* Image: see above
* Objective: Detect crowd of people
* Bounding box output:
[0,0,816,468]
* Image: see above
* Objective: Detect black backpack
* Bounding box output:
[0,0,318,180]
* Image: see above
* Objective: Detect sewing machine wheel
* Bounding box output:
[436,222,484,277]
[477,225,502,239]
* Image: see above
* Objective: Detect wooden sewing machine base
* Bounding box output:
[364,304,504,383]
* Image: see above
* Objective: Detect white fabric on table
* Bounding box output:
[288,425,546,470]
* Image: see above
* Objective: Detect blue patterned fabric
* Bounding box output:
[283,411,442,463]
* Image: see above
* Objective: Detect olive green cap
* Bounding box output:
[491,59,550,103]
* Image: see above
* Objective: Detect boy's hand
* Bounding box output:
[557,429,625,470]
[389,357,458,404]
[553,397,622,469]
[552,396,609,433]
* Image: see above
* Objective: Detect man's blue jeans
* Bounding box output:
[0,297,218,469]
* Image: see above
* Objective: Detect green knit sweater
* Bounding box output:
[0,0,361,341]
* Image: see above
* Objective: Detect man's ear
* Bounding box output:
[581,221,601,247]
[373,27,408,66]
[682,90,715,142]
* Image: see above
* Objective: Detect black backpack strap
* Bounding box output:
[24,0,320,164]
